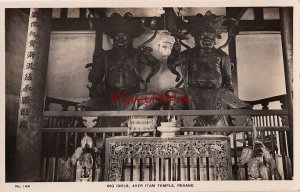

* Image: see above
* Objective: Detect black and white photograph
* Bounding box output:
[2,1,300,191]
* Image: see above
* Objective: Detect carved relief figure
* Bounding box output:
[166,11,251,127]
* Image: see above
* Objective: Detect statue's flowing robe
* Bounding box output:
[167,46,251,126]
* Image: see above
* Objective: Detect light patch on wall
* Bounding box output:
[106,7,225,17]
[240,8,255,20]
[52,8,61,18]
[46,32,95,102]
[67,8,80,18]
[176,7,225,16]
[106,8,163,17]
[263,8,280,20]
[236,33,286,100]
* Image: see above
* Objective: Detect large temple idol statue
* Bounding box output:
[78,13,161,113]
[166,11,251,127]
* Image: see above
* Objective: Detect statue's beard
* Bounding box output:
[113,39,132,50]
[114,43,131,50]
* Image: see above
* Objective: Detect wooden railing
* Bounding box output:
[41,109,290,181]
[245,94,287,110]
[41,94,291,181]
[44,96,79,111]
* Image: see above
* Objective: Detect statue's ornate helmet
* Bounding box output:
[187,10,239,39]
[103,12,145,38]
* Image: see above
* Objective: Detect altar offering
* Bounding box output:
[157,117,180,138]
[127,116,157,137]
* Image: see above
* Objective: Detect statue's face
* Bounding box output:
[194,29,216,49]
[113,32,132,50]
[80,153,93,169]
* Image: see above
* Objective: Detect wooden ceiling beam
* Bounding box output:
[79,8,86,18]
[51,16,280,32]
[226,7,248,20]
[60,8,68,18]
[254,8,264,22]
[239,20,280,31]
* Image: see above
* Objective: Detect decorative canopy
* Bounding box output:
[103,12,145,38]
[187,10,238,39]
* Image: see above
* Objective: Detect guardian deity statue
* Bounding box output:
[78,13,161,113]
[166,11,251,127]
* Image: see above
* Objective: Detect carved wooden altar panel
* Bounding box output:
[104,135,232,181]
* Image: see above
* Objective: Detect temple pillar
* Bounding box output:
[15,8,52,181]
[279,7,293,176]
[226,7,244,95]
[228,36,239,95]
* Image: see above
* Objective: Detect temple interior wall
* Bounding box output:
[236,33,286,101]
[45,31,228,103]
[45,31,286,106]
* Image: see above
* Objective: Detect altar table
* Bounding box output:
[104,135,232,181]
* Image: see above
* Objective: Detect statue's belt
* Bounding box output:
[107,87,140,95]
[188,80,221,89]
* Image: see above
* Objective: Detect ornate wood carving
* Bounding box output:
[104,136,232,181]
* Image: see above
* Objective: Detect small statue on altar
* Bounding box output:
[78,13,161,113]
[240,139,282,180]
[71,133,102,182]
[166,11,251,127]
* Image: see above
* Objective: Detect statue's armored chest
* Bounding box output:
[106,51,140,88]
[106,53,137,72]
[189,52,222,77]
[189,52,221,73]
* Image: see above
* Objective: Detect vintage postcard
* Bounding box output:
[1,0,300,191]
